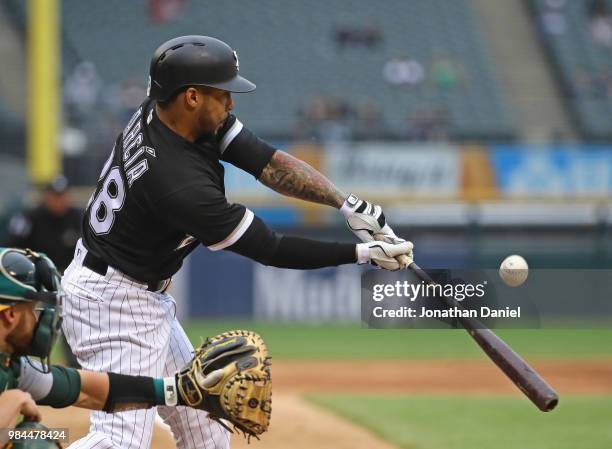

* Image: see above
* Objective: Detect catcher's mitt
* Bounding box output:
[176,330,272,439]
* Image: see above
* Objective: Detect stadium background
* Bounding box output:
[0,0,611,448]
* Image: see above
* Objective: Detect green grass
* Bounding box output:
[308,394,612,449]
[183,321,612,360]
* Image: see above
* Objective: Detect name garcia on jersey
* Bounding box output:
[121,107,156,187]
[88,107,156,235]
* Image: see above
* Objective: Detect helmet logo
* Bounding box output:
[233,51,239,71]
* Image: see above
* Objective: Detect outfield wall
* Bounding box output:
[221,142,612,228]
[184,226,612,319]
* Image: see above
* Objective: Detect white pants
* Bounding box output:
[61,240,230,449]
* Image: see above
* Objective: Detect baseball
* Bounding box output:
[499,255,528,287]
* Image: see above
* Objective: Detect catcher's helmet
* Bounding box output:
[147,35,256,102]
[0,248,63,371]
[0,249,40,309]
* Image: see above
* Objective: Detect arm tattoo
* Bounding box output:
[259,150,346,208]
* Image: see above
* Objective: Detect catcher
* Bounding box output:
[0,247,271,447]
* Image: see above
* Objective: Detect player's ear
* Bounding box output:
[184,87,201,108]
[0,306,17,326]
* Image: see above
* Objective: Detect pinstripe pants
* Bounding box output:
[61,241,230,449]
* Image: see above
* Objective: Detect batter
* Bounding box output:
[62,35,414,449]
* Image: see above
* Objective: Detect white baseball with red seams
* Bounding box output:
[499,255,529,287]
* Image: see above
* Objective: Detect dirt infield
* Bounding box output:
[39,359,611,448]
[273,359,612,394]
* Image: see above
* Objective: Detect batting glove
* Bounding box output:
[356,240,414,271]
[341,194,400,243]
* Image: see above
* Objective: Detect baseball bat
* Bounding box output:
[409,262,558,411]
[374,236,559,412]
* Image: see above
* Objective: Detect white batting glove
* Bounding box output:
[340,194,400,243]
[356,240,414,271]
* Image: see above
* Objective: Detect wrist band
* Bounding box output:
[163,376,178,406]
[340,194,360,218]
[356,243,371,264]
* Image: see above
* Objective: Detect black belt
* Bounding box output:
[82,252,169,293]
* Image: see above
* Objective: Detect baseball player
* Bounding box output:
[61,35,414,449]
[0,247,257,447]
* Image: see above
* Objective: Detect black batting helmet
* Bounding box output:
[147,35,256,101]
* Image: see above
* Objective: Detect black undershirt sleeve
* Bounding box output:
[270,236,358,269]
[228,215,357,269]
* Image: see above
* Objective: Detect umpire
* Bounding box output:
[5,175,82,368]
[6,176,82,272]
